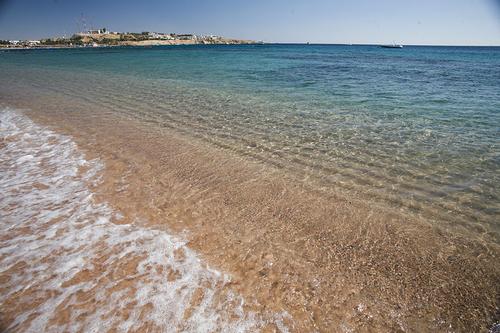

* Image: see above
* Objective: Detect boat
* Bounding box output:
[381,43,403,49]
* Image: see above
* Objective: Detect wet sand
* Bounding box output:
[1,88,499,332]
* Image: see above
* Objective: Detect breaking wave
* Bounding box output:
[0,108,291,332]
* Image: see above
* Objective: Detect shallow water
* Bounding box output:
[0,109,291,332]
[0,44,499,233]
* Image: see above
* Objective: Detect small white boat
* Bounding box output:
[381,43,403,49]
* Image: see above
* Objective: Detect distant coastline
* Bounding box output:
[0,29,261,49]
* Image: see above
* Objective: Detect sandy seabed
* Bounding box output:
[0,88,499,332]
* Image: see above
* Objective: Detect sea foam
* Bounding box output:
[0,108,291,332]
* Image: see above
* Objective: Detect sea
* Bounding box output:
[2,44,498,232]
[0,44,499,331]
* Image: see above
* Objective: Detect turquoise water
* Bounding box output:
[1,45,499,233]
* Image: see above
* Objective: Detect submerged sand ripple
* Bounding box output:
[0,89,498,332]
[0,109,292,332]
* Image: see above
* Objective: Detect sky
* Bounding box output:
[0,0,499,45]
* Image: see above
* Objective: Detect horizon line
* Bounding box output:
[269,42,500,47]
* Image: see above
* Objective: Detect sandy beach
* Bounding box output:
[1,0,500,330]
[1,79,499,332]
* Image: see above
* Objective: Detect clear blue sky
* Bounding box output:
[0,0,499,45]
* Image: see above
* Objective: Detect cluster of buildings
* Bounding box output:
[146,32,193,40]
[1,27,255,48]
[0,39,41,48]
[77,28,218,42]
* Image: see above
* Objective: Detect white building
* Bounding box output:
[148,32,174,40]
[87,28,107,35]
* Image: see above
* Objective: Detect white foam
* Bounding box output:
[0,108,292,332]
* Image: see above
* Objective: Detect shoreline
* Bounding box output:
[0,109,292,332]
[0,37,260,51]
[0,43,262,51]
[3,43,500,51]
[1,86,498,331]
